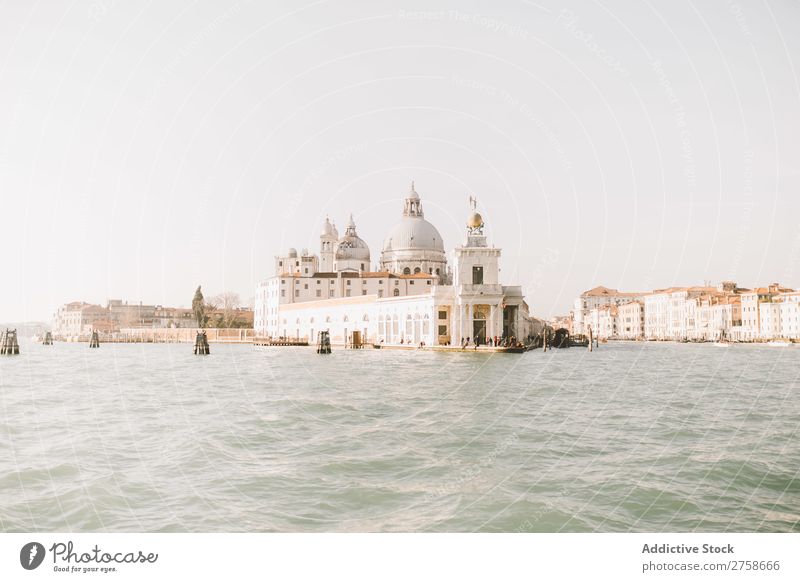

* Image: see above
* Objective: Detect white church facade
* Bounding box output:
[254,183,538,347]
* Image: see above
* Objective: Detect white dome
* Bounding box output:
[336,237,370,260]
[335,214,370,262]
[287,248,297,258]
[383,216,444,252]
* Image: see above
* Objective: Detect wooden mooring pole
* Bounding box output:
[194,331,210,355]
[316,330,331,354]
[1,329,20,355]
[89,330,100,348]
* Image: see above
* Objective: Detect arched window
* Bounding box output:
[403,267,411,275]
[435,268,440,275]
[414,267,421,274]
[393,288,400,297]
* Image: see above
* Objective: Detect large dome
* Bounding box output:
[379,182,448,277]
[382,182,444,252]
[383,216,444,252]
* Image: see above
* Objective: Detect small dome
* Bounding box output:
[301,248,309,256]
[468,212,483,229]
[336,238,370,261]
[321,217,334,236]
[335,214,371,262]
[287,248,298,258]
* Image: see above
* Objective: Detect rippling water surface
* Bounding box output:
[1,341,798,532]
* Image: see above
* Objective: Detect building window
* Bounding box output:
[316,280,320,284]
[304,268,308,274]
[427,281,431,285]
[378,280,383,284]
[438,311,447,319]
[362,280,367,284]
[346,290,351,297]
[472,266,483,284]
[281,280,285,284]
[347,280,351,286]
[279,261,283,266]
[414,267,421,274]
[304,284,308,289]
[403,267,411,275]
[438,325,448,335]
[281,290,285,297]
[329,290,334,297]
[410,280,414,285]
[362,290,367,295]
[435,268,440,275]
[295,290,299,297]
[316,290,321,297]
[378,290,383,298]
[361,263,365,270]
[330,280,334,284]
[295,261,299,266]
[393,288,400,296]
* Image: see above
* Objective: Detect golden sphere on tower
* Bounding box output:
[467,212,483,229]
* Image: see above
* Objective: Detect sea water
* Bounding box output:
[1,341,798,532]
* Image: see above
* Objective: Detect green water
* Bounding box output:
[1,341,798,532]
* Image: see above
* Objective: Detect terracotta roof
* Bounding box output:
[581,286,642,297]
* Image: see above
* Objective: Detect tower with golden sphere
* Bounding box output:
[451,197,505,345]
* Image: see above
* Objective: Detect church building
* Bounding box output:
[254,183,537,347]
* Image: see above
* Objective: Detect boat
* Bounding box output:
[713,329,731,348]
[766,340,791,347]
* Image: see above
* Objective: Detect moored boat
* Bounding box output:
[766,340,791,347]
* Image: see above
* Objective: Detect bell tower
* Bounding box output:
[319,216,338,273]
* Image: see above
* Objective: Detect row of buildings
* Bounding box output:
[53,300,253,339]
[254,183,545,346]
[568,282,798,341]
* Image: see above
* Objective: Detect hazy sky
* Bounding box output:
[1,0,799,322]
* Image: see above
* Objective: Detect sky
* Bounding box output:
[1,0,799,322]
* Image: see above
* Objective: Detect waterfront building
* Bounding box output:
[550,314,574,334]
[572,281,796,342]
[617,301,644,339]
[53,300,252,339]
[777,292,800,339]
[53,302,111,337]
[594,305,618,339]
[254,184,539,346]
[643,286,718,340]
[572,286,643,335]
[739,284,794,340]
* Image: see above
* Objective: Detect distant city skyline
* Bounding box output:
[2,0,799,323]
